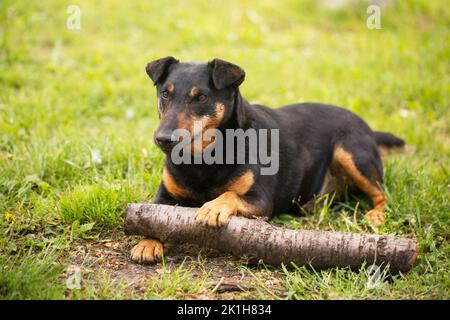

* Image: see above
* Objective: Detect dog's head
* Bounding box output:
[146,56,246,153]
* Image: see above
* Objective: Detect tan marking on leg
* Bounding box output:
[329,159,355,191]
[130,238,164,264]
[195,191,258,228]
[189,85,199,97]
[333,147,386,226]
[197,170,257,228]
[162,167,193,200]
[220,170,254,196]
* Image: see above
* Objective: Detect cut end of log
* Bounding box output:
[124,203,136,236]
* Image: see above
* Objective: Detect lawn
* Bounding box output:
[0,0,449,299]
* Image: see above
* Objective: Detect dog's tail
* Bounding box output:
[374,131,405,155]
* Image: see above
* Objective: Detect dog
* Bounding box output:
[130,56,405,264]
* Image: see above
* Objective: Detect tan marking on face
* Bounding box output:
[177,111,192,131]
[167,83,174,93]
[190,116,209,153]
[178,102,225,133]
[196,102,226,150]
[189,86,199,97]
[162,167,192,199]
[332,147,386,225]
[214,102,225,123]
[174,111,199,155]
[177,102,226,153]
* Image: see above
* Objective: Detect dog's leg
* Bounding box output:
[130,183,177,264]
[195,191,272,228]
[130,238,164,265]
[332,142,386,226]
[195,170,272,228]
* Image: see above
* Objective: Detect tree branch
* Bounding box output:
[124,203,419,273]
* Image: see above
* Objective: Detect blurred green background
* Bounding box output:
[0,0,448,299]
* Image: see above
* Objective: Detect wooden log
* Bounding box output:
[124,203,419,273]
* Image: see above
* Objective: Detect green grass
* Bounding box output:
[58,182,143,229]
[0,246,65,299]
[0,0,449,299]
[145,259,210,299]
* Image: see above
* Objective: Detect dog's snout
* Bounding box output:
[155,132,175,149]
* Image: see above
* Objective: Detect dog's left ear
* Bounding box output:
[146,56,179,85]
[209,59,245,90]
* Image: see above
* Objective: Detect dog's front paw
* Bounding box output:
[130,238,164,265]
[365,209,386,227]
[195,197,237,228]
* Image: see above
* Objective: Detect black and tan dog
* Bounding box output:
[131,56,405,264]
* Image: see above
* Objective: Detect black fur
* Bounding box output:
[374,131,405,147]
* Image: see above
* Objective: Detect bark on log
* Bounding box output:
[124,203,419,273]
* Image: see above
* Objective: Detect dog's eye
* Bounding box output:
[161,91,170,100]
[198,94,207,103]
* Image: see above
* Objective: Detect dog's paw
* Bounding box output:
[130,239,164,265]
[365,209,386,227]
[195,198,237,228]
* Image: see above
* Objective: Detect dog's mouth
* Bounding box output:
[154,137,175,153]
[157,143,174,154]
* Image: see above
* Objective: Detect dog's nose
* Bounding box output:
[155,133,176,149]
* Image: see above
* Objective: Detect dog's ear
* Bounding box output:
[146,56,179,85]
[209,59,245,90]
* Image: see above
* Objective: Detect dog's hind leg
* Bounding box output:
[332,138,386,226]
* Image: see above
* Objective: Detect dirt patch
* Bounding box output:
[66,233,285,299]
